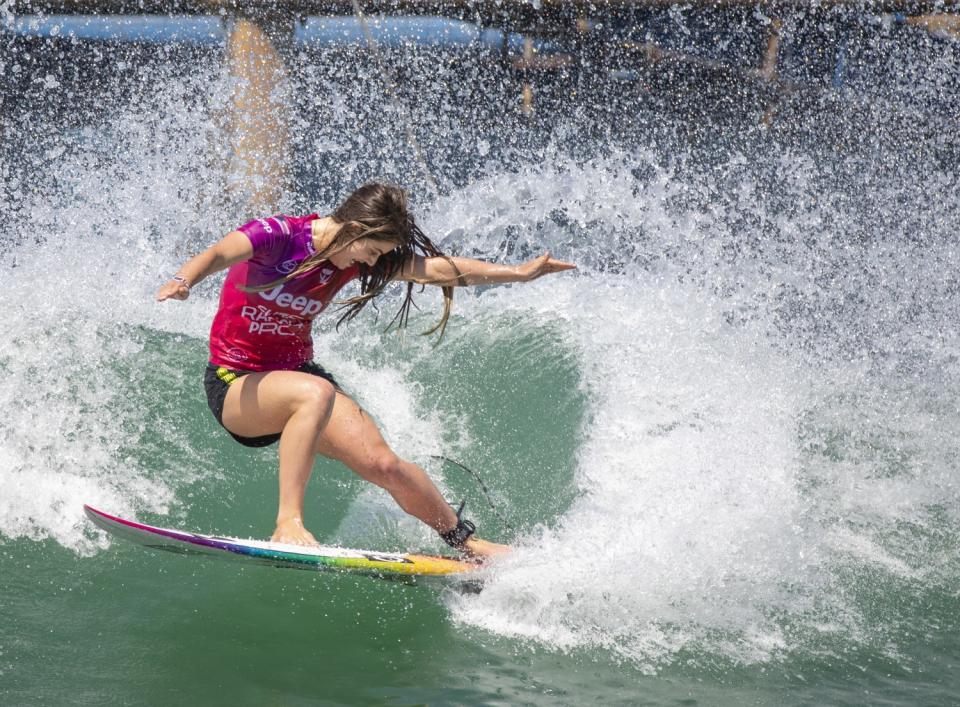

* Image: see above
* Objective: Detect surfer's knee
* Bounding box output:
[292,377,336,419]
[367,451,406,491]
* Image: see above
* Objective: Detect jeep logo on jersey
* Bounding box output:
[258,286,325,316]
[277,259,299,274]
[257,266,337,317]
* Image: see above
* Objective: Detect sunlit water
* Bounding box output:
[2,12,959,705]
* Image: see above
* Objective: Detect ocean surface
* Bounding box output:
[2,10,959,706]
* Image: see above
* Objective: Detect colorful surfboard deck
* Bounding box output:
[84,505,480,581]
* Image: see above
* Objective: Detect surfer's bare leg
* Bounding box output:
[220,370,337,545]
[316,392,509,559]
[219,371,507,556]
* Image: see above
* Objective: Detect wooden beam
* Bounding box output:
[758,16,781,82]
[521,34,534,115]
[619,39,799,91]
[225,12,294,213]
[906,13,960,38]
[758,15,781,126]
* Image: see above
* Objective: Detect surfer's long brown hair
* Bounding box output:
[244,183,458,338]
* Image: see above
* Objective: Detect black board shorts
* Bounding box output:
[203,362,340,448]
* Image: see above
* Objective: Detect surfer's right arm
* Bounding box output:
[155,231,254,301]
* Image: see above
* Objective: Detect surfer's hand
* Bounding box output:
[461,537,511,562]
[156,278,190,302]
[272,517,319,546]
[518,252,576,282]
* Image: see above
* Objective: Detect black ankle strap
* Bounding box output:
[440,518,476,550]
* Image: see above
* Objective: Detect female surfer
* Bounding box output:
[156,183,574,559]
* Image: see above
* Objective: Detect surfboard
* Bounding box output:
[84,505,479,580]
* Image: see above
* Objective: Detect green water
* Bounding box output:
[4,316,959,706]
[6,542,958,705]
[2,322,591,705]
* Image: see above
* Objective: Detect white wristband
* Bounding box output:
[172,275,190,290]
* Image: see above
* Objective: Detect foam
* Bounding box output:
[4,60,959,672]
[422,154,960,670]
[0,70,229,552]
[442,276,809,670]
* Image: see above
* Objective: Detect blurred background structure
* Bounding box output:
[7,0,958,213]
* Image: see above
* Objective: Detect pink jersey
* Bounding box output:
[208,214,359,371]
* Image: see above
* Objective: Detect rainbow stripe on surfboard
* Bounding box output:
[83,505,478,578]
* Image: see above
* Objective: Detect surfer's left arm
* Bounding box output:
[396,253,576,287]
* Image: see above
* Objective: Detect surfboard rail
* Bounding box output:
[83,505,480,579]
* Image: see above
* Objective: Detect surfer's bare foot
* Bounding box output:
[461,537,511,561]
[272,516,318,545]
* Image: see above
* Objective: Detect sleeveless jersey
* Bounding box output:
[208,214,359,371]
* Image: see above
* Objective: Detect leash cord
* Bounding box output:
[431,455,516,532]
